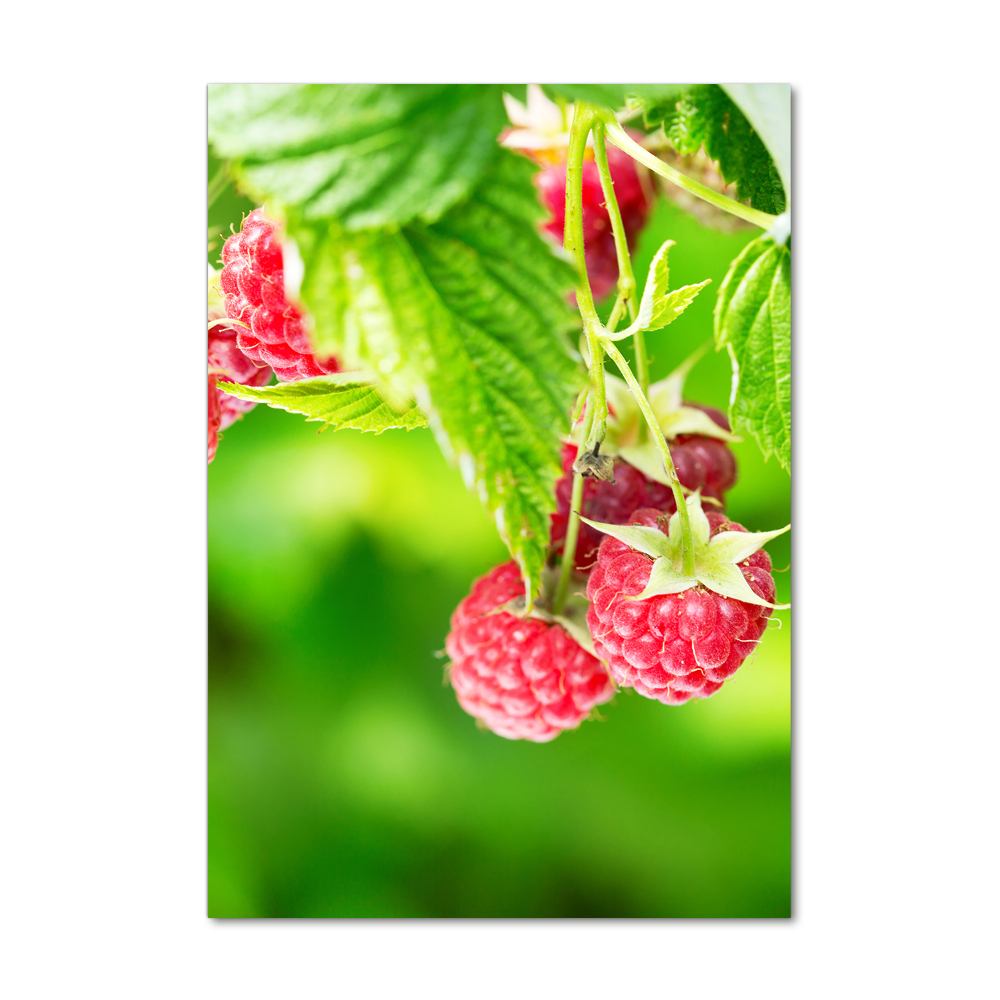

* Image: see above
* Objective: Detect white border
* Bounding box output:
[3,1,996,996]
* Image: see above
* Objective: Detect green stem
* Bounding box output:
[605,293,627,333]
[564,102,607,451]
[553,389,597,615]
[591,118,649,451]
[598,115,779,231]
[601,338,695,577]
[552,466,586,615]
[592,123,640,321]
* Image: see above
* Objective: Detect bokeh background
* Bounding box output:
[208,157,792,918]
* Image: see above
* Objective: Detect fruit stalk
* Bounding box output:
[600,338,696,577]
[597,114,779,231]
[552,393,595,615]
[592,122,648,396]
[592,121,649,456]
[564,102,607,453]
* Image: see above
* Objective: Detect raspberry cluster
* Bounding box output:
[586,508,776,704]
[535,135,650,300]
[550,404,738,570]
[220,209,339,382]
[446,562,614,742]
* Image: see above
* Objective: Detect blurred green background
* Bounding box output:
[208,168,792,918]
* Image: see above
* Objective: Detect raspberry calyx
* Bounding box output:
[582,493,789,608]
[584,498,788,705]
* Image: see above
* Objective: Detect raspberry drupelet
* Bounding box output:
[585,507,777,705]
[446,562,614,742]
[220,209,340,382]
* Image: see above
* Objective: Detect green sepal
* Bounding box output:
[580,494,790,608]
[216,373,427,433]
[577,517,673,560]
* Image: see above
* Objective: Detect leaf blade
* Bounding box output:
[217,375,427,432]
[208,84,510,230]
[714,236,791,471]
[637,85,786,215]
[285,152,581,601]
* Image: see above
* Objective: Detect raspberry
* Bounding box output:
[208,322,272,431]
[585,507,779,705]
[551,404,738,570]
[446,561,614,742]
[535,136,650,300]
[208,375,222,464]
[220,209,340,382]
[551,443,672,571]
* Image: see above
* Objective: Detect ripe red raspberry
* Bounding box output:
[535,135,650,300]
[208,322,272,429]
[551,405,738,570]
[208,375,222,464]
[585,507,778,705]
[446,561,614,742]
[220,209,340,382]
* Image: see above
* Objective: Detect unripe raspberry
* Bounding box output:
[220,209,340,382]
[551,404,738,570]
[446,562,614,742]
[585,507,778,704]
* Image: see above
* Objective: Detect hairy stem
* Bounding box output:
[592,120,649,451]
[552,466,586,615]
[598,115,779,231]
[565,102,607,451]
[601,338,695,577]
[552,388,597,615]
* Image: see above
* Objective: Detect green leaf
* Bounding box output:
[714,236,791,471]
[605,240,711,342]
[637,85,786,214]
[541,84,686,110]
[208,84,509,230]
[217,374,427,432]
[720,84,791,203]
[286,152,581,602]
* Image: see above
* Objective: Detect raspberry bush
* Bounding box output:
[208,83,790,741]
